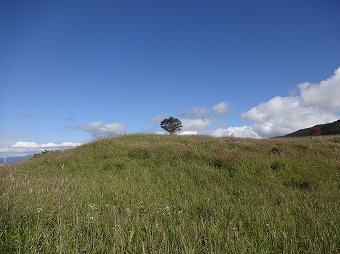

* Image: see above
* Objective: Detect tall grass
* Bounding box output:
[1,134,339,253]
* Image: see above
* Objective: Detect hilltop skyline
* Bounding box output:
[1,0,340,156]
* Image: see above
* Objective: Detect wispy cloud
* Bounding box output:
[186,107,208,118]
[79,121,126,138]
[211,101,229,116]
[181,101,230,119]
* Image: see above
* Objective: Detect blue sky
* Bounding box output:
[1,0,340,156]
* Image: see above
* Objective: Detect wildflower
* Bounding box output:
[88,204,96,210]
[37,208,43,213]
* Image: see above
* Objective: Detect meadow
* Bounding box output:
[0,134,339,253]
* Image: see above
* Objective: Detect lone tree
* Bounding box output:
[160,117,182,134]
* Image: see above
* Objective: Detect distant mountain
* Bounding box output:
[0,155,32,164]
[279,119,340,138]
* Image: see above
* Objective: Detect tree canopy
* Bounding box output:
[160,117,182,134]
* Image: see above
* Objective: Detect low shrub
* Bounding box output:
[271,161,286,172]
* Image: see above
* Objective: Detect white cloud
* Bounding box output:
[178,131,198,135]
[12,141,40,148]
[12,141,81,148]
[212,101,229,116]
[181,118,212,131]
[242,96,338,137]
[79,121,126,138]
[240,67,340,137]
[0,141,81,157]
[299,67,340,112]
[211,126,260,138]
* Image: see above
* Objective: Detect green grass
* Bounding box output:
[1,134,339,253]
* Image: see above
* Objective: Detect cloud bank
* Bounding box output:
[241,96,338,137]
[0,141,81,157]
[176,67,340,138]
[181,118,212,131]
[211,126,260,138]
[216,67,340,138]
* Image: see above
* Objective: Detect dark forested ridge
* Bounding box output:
[278,119,340,138]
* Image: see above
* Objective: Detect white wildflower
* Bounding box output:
[88,204,96,209]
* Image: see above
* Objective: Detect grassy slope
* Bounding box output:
[0,135,339,253]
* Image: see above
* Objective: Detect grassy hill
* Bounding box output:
[1,134,339,253]
[280,119,340,138]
